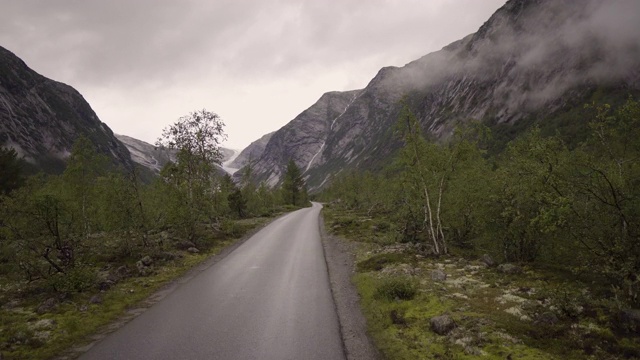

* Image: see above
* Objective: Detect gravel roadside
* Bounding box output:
[319,213,382,360]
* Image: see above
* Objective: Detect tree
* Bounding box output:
[156,109,227,240]
[0,147,25,195]
[281,159,307,206]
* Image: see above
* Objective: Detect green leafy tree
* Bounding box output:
[156,109,227,240]
[0,147,25,195]
[281,159,307,206]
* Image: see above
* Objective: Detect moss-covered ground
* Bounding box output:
[323,205,640,360]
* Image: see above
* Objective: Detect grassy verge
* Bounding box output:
[0,216,274,360]
[323,205,640,360]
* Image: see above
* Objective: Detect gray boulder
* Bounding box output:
[187,247,200,254]
[430,314,456,335]
[498,263,523,275]
[36,298,58,314]
[481,254,495,267]
[431,269,447,282]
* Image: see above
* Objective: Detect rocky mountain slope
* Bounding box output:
[0,46,132,174]
[228,132,274,170]
[117,134,236,176]
[115,134,175,173]
[244,0,640,190]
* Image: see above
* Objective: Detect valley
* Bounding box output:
[1,0,639,359]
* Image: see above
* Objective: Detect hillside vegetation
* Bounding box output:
[0,110,309,359]
[321,98,640,359]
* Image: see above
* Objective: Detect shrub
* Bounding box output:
[374,277,418,301]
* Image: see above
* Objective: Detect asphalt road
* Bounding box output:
[80,202,346,360]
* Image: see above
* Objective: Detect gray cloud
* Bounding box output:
[0,0,506,147]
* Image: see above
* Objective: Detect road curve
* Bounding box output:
[80,202,345,360]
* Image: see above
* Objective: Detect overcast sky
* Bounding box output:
[0,0,506,149]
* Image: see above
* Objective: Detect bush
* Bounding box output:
[357,253,407,272]
[374,277,418,301]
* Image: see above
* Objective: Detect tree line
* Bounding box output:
[0,109,308,292]
[321,98,640,307]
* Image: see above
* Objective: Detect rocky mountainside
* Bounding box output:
[115,134,175,173]
[238,91,360,186]
[117,133,237,176]
[244,0,640,190]
[0,46,132,174]
[228,132,274,170]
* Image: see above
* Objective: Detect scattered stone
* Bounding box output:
[187,247,200,254]
[36,298,58,314]
[177,240,197,250]
[481,254,495,267]
[430,314,456,335]
[34,330,51,343]
[464,346,482,356]
[505,306,531,321]
[115,265,130,279]
[140,255,153,267]
[498,263,523,275]
[89,295,103,304]
[616,309,640,335]
[2,299,20,310]
[80,305,88,312]
[534,311,559,326]
[450,292,469,300]
[431,269,447,282]
[136,259,153,276]
[30,319,56,330]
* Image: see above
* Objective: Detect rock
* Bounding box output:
[136,259,153,276]
[616,309,640,335]
[430,314,456,335]
[176,241,197,250]
[498,263,523,275]
[89,295,103,304]
[187,247,200,254]
[431,269,447,282]
[140,255,153,267]
[535,311,559,326]
[98,279,115,291]
[30,319,56,330]
[115,265,130,279]
[80,305,88,312]
[481,254,495,267]
[36,298,58,314]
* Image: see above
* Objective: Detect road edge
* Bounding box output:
[319,210,382,360]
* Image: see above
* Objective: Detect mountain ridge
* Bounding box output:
[243,0,640,190]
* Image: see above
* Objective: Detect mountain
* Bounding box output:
[115,134,175,173]
[0,46,132,174]
[116,133,237,177]
[228,132,274,170]
[244,0,640,190]
[239,91,360,186]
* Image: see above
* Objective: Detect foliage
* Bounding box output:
[322,97,640,306]
[374,277,418,301]
[281,159,308,206]
[0,147,25,195]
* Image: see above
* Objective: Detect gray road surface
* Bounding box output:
[80,202,345,360]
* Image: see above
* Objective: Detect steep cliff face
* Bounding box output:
[0,46,133,173]
[228,132,274,170]
[245,90,361,186]
[116,134,236,176]
[247,0,640,190]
